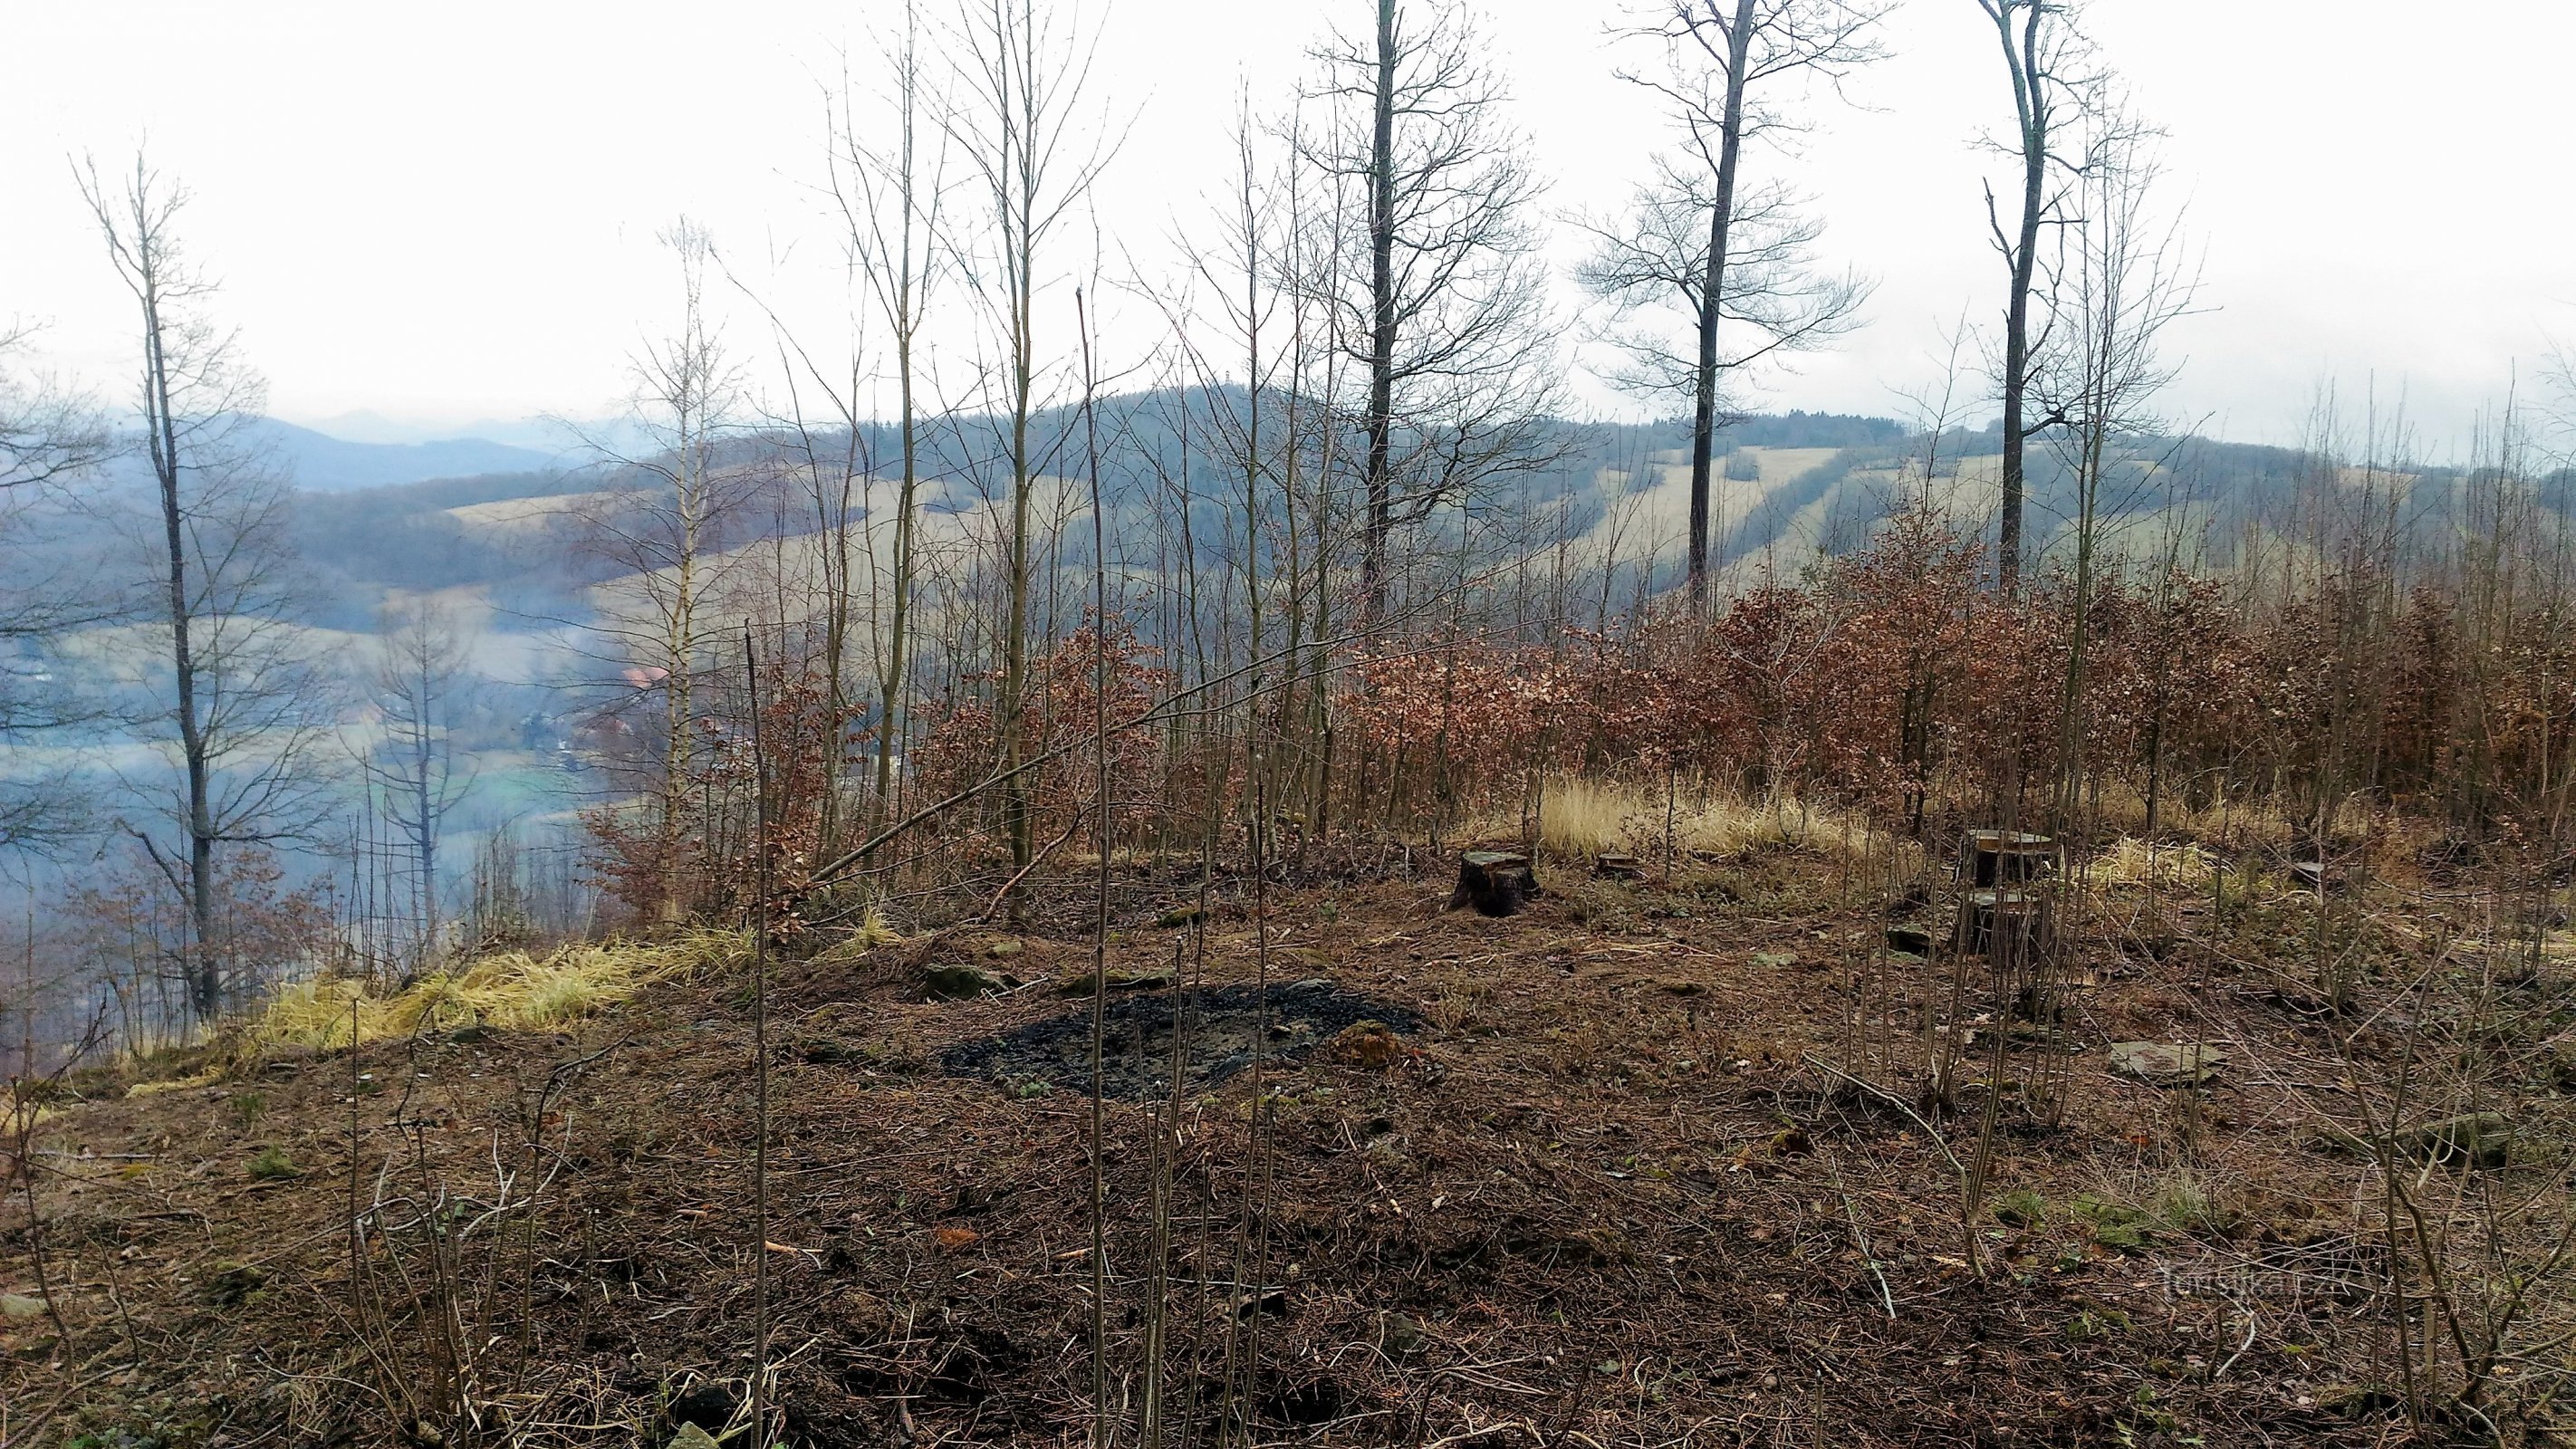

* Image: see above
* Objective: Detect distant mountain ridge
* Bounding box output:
[249,419,562,492]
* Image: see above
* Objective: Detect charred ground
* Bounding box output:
[6,838,2566,1447]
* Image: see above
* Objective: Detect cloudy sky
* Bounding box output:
[5,0,2570,456]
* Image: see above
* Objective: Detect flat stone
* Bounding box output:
[1595,852,1645,880]
[2109,1041,2227,1086]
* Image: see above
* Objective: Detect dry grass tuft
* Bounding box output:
[1523,778,1920,875]
[807,908,906,969]
[125,1070,225,1099]
[2087,836,2220,889]
[249,930,744,1052]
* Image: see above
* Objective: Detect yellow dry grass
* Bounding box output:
[249,931,744,1053]
[2087,790,2307,850]
[807,908,905,967]
[2085,836,2220,889]
[125,1070,224,1099]
[1524,778,1921,874]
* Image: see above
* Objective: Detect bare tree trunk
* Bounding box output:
[880,321,921,826]
[1361,0,1399,627]
[952,0,1110,893]
[1985,0,2052,598]
[1683,0,1754,612]
[90,160,222,1018]
[149,323,220,1016]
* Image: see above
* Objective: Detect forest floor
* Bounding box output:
[8,834,2574,1447]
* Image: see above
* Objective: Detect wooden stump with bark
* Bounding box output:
[1967,830,2056,888]
[1448,850,1541,917]
[1956,888,2051,960]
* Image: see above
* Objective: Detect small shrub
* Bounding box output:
[245,1146,303,1182]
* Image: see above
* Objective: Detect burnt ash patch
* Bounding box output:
[940,979,1418,1099]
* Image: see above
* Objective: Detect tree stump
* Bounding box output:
[1594,852,1645,881]
[1967,830,2056,888]
[1447,850,1540,916]
[1956,888,2050,961]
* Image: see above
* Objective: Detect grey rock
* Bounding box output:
[2108,1041,2227,1086]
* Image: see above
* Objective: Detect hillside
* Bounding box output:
[249,421,562,493]
[276,395,2553,633]
[261,403,1899,629]
[9,826,2550,1447]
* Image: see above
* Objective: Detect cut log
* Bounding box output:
[1956,888,2050,960]
[1447,850,1540,917]
[1967,830,2056,888]
[1593,852,1645,881]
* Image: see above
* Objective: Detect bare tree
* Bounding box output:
[362,596,478,966]
[0,321,106,496]
[1149,98,1306,817]
[575,218,751,923]
[1307,0,1562,626]
[1572,158,1870,586]
[945,0,1113,881]
[1977,0,2100,596]
[2034,120,2196,824]
[1619,0,1890,609]
[80,153,336,1019]
[835,5,950,831]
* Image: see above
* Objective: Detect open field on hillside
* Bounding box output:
[445,492,624,537]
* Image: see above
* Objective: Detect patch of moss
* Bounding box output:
[202,1261,269,1307]
[2072,1192,2154,1251]
[1991,1189,2048,1227]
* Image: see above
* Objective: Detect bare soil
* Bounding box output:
[5,844,2562,1446]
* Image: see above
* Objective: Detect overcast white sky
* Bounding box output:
[5,1,2571,456]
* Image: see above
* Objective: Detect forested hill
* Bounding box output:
[265,390,2560,630]
[271,399,1906,625]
